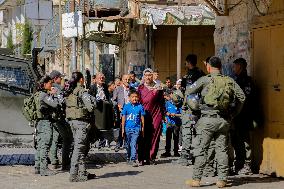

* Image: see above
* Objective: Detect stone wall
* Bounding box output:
[121,23,146,78]
[214,0,272,75]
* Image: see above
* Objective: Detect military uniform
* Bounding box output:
[66,84,96,182]
[34,90,61,176]
[186,71,245,182]
[231,71,254,174]
[49,83,73,170]
[175,67,204,165]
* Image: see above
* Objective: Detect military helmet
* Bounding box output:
[172,90,184,107]
[186,94,200,111]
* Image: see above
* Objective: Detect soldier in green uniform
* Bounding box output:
[49,70,73,170]
[65,72,97,182]
[185,57,245,188]
[174,54,205,166]
[34,76,63,176]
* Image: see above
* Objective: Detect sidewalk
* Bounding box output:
[0,147,284,189]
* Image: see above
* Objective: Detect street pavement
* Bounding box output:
[0,147,284,189]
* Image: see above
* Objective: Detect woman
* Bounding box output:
[138,69,164,165]
[35,75,61,176]
[65,72,96,182]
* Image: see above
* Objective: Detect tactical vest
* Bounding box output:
[36,91,55,119]
[65,86,89,119]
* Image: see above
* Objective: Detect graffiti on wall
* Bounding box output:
[216,25,250,76]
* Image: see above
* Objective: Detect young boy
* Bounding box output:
[161,90,182,158]
[121,90,145,167]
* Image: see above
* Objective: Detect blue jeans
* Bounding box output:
[125,127,140,161]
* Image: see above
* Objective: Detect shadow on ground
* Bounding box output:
[98,171,143,179]
[227,175,284,187]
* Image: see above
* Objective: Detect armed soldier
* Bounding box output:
[174,54,205,166]
[65,72,97,182]
[185,57,245,188]
[49,70,73,170]
[34,76,64,176]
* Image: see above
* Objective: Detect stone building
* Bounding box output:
[212,0,284,177]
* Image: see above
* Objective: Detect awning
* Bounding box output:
[137,4,215,27]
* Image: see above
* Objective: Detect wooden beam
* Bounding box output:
[203,0,222,16]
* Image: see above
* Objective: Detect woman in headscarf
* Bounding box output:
[138,68,164,165]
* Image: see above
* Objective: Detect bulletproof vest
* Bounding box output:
[65,86,89,119]
[36,91,55,119]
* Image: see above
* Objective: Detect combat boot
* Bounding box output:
[40,168,57,176]
[185,179,201,187]
[216,180,227,188]
[237,164,253,175]
[34,167,40,174]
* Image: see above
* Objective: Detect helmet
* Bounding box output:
[172,90,184,107]
[186,94,200,111]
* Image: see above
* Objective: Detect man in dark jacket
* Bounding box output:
[231,58,255,175]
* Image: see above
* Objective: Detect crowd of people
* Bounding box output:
[25,53,256,188]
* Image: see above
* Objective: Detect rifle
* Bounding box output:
[85,69,91,89]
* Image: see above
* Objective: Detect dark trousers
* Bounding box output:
[165,125,180,153]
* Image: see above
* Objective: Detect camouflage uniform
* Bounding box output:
[186,71,245,182]
[66,85,96,182]
[175,67,204,165]
[34,90,61,176]
[50,83,73,170]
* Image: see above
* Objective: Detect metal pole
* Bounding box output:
[72,37,77,72]
[177,0,182,79]
[71,0,77,72]
[59,0,64,74]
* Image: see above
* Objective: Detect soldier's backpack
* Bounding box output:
[203,75,235,111]
[22,92,40,122]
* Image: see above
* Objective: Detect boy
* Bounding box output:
[121,90,145,167]
[161,90,182,158]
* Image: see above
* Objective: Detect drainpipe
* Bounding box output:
[71,0,77,72]
[145,26,149,68]
[177,0,182,79]
[59,0,64,74]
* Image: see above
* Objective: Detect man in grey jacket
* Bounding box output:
[112,74,133,151]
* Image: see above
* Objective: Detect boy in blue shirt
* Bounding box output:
[121,90,145,167]
[161,90,182,158]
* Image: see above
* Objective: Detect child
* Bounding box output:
[121,90,145,167]
[161,90,182,158]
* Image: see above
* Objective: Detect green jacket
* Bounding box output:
[185,71,246,117]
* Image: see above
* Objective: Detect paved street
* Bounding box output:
[0,148,283,189]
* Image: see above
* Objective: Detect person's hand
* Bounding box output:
[122,129,125,139]
[141,127,144,137]
[166,112,170,116]
[50,87,57,94]
[118,104,122,112]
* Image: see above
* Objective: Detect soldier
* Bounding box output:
[231,58,255,175]
[185,57,245,188]
[65,72,97,182]
[34,75,62,176]
[49,70,73,170]
[174,54,205,166]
